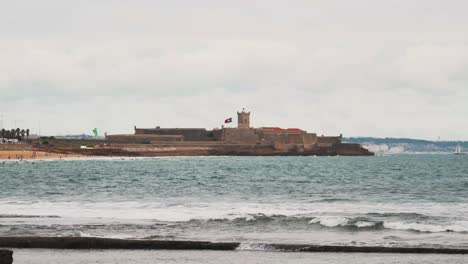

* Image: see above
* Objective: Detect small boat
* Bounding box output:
[454,144,467,155]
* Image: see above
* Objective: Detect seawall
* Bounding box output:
[0,237,466,254]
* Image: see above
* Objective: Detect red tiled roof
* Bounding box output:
[259,127,304,133]
[286,128,303,132]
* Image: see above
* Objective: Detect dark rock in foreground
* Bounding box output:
[0,249,13,264]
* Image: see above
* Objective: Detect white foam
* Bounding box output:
[236,243,275,251]
[309,216,349,227]
[383,221,468,233]
[355,221,377,228]
[244,215,256,222]
[76,231,94,237]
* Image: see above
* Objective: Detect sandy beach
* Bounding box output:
[0,150,83,160]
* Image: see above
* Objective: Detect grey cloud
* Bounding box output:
[0,0,467,139]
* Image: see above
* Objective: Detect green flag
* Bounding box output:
[92,128,98,137]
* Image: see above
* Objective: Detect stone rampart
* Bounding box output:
[302,133,318,149]
[317,136,341,147]
[29,138,107,147]
[135,128,215,141]
[106,134,183,144]
[222,128,259,143]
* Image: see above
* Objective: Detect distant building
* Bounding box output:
[106,110,343,151]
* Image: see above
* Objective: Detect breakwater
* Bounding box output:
[0,237,467,254]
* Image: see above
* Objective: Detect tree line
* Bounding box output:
[0,128,30,140]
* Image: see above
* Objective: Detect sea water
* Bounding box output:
[1,155,468,250]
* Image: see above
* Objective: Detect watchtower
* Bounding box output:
[237,109,250,129]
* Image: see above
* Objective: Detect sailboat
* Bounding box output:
[454,144,467,155]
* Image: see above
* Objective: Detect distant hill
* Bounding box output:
[343,137,467,154]
[56,134,101,139]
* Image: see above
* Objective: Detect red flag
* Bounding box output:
[224,117,232,123]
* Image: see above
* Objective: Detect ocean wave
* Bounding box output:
[202,213,289,223]
[1,199,467,221]
[307,216,386,230]
[200,214,468,233]
[1,199,468,234]
[383,221,468,233]
[309,215,468,233]
[366,212,431,220]
[2,212,467,234]
[309,216,350,227]
[309,217,468,233]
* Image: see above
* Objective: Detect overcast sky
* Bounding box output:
[1,0,467,140]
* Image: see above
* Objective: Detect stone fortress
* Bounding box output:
[103,110,372,156]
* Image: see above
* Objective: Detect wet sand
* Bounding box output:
[11,249,468,264]
[0,150,83,160]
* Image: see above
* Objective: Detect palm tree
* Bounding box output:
[26,129,30,138]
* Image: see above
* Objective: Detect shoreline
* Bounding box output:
[0,150,84,160]
[0,150,376,161]
[0,237,467,254]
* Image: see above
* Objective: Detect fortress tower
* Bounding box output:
[237,109,250,129]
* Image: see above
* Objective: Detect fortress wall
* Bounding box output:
[285,143,305,152]
[149,141,225,146]
[106,134,183,143]
[32,138,107,146]
[135,128,215,141]
[211,129,224,141]
[257,127,305,134]
[259,132,307,145]
[264,134,309,151]
[222,128,259,143]
[303,133,318,149]
[284,134,304,144]
[273,140,287,151]
[111,142,260,148]
[258,131,284,140]
[317,136,341,147]
[259,133,288,150]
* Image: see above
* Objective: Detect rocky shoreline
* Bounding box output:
[28,141,373,157]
